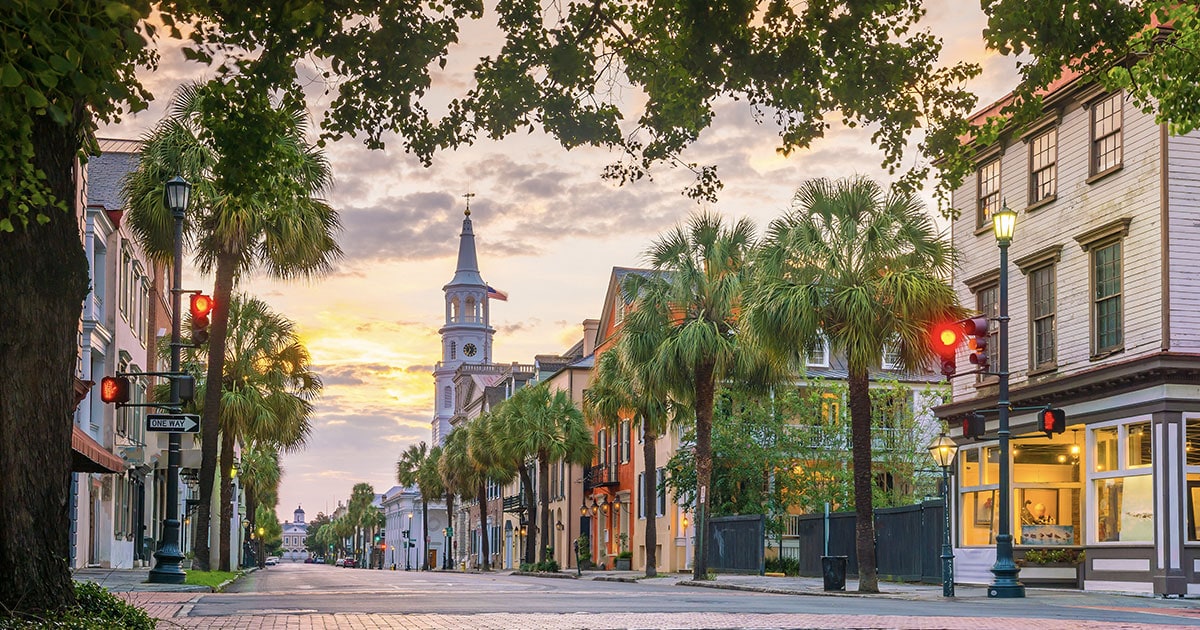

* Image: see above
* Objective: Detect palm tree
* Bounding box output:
[347,483,377,566]
[238,444,281,566]
[620,211,778,580]
[123,81,341,571]
[398,442,446,570]
[585,342,675,577]
[492,386,543,565]
[467,414,516,570]
[211,294,320,570]
[744,176,960,592]
[505,385,594,564]
[439,428,472,568]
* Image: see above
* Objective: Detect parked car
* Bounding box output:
[342,558,356,568]
[265,556,279,566]
[334,558,346,567]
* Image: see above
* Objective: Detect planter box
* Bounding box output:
[1019,563,1083,589]
[615,558,631,571]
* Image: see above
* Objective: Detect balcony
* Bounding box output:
[584,464,619,491]
[502,495,527,515]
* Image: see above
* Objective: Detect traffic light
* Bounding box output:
[931,321,963,377]
[962,414,985,439]
[176,374,196,402]
[959,315,990,371]
[1041,408,1066,437]
[99,376,130,404]
[190,293,214,345]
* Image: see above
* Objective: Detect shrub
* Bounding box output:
[617,551,633,560]
[1019,548,1085,565]
[535,559,560,573]
[0,581,155,630]
[764,556,800,576]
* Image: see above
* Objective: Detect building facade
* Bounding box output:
[937,74,1200,595]
[280,506,308,562]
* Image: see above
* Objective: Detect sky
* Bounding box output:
[102,2,1022,523]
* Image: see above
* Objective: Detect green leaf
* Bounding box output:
[0,64,20,88]
[0,218,13,232]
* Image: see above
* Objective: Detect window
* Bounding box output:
[449,341,456,360]
[443,386,452,410]
[656,468,667,517]
[597,429,607,465]
[1091,93,1122,176]
[1092,241,1123,354]
[881,342,901,371]
[820,392,840,425]
[1029,128,1057,203]
[805,334,829,368]
[977,159,1001,228]
[1091,420,1154,543]
[637,472,644,519]
[620,421,630,463]
[1029,264,1056,369]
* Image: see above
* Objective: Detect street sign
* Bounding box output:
[146,413,200,433]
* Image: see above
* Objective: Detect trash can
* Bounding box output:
[821,555,847,591]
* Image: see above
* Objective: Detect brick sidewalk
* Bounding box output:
[142,610,1193,629]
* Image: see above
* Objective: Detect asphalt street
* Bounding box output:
[182,562,1200,627]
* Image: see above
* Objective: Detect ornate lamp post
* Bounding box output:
[148,176,190,584]
[989,203,1025,598]
[257,526,266,569]
[406,512,413,571]
[927,433,959,597]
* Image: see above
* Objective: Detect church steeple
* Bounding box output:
[448,208,484,287]
[433,197,497,445]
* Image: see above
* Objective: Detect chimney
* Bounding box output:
[582,319,600,357]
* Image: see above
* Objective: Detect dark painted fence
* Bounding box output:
[771,499,943,582]
[706,514,765,574]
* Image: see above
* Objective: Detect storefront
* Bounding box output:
[943,377,1200,596]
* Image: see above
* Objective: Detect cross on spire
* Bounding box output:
[463,191,475,216]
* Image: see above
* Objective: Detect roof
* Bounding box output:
[86,146,140,211]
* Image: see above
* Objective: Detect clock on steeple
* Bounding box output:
[463,343,477,357]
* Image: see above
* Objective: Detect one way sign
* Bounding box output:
[146,413,200,433]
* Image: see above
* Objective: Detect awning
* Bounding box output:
[72,425,125,474]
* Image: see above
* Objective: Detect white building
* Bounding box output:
[381,486,447,570]
[938,69,1200,595]
[280,506,308,562]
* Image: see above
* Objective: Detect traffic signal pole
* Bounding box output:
[988,229,1024,598]
[149,178,189,584]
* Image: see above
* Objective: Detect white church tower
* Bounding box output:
[432,203,495,444]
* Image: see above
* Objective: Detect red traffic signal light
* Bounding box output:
[190,293,214,344]
[962,414,985,439]
[99,376,130,404]
[931,322,963,376]
[1041,408,1066,437]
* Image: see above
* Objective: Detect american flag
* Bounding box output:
[486,285,508,301]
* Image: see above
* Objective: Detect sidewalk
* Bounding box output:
[73,567,249,592]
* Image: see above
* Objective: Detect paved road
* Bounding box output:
[139,562,1200,628]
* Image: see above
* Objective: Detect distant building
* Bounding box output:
[280,506,308,562]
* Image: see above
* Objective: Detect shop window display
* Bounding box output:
[1091,420,1153,543]
[1184,418,1200,541]
[1013,431,1081,546]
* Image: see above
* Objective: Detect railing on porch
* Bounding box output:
[583,463,619,491]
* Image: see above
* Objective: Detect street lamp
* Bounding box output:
[148,175,191,584]
[989,202,1024,598]
[927,433,959,597]
[257,526,266,569]
[406,512,413,571]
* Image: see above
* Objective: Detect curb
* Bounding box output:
[511,570,578,580]
[675,580,923,600]
[212,567,257,593]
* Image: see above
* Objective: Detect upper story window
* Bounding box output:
[449,341,456,360]
[1092,241,1123,354]
[1091,93,1123,177]
[1029,264,1057,370]
[881,339,902,371]
[443,385,452,410]
[976,158,1001,229]
[1029,128,1057,204]
[804,334,829,368]
[975,282,999,381]
[1074,218,1129,358]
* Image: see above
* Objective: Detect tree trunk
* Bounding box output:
[194,252,236,571]
[538,452,551,564]
[848,368,879,592]
[476,482,490,570]
[421,497,429,570]
[643,428,658,577]
[0,114,90,614]
[518,463,535,565]
[691,361,715,581]
[218,430,235,572]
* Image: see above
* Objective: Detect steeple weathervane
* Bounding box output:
[463,191,475,216]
